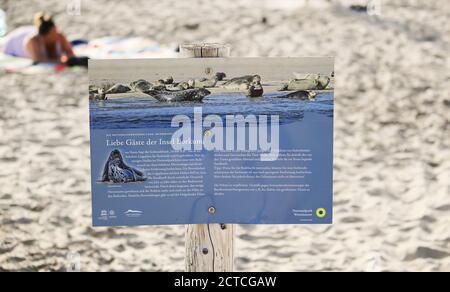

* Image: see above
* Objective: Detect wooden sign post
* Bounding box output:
[180,44,234,272]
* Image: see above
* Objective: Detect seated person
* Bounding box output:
[1,12,86,67]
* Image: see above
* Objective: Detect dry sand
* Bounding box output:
[0,0,449,271]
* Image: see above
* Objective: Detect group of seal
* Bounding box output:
[101,150,146,183]
[90,72,331,102]
[90,76,212,102]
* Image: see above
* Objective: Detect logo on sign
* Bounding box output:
[316,208,327,219]
[98,209,117,221]
[124,210,143,218]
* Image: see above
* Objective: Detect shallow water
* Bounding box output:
[89,92,334,129]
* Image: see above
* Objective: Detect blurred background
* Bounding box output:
[0,0,449,272]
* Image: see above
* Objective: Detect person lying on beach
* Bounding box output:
[1,12,87,67]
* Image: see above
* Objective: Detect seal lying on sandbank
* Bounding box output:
[154,76,174,86]
[279,74,330,91]
[106,84,131,94]
[164,76,174,85]
[167,81,192,91]
[275,90,317,101]
[144,88,211,102]
[225,74,261,84]
[246,75,264,97]
[101,150,146,183]
[190,77,218,89]
[129,79,154,92]
[89,88,106,100]
[215,72,227,81]
[315,75,330,90]
[221,75,262,91]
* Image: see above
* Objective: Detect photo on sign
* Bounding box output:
[89,58,334,226]
[101,149,147,184]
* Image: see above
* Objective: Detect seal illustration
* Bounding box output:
[144,88,211,102]
[275,90,317,100]
[101,150,146,183]
[105,84,131,94]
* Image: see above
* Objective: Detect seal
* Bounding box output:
[224,74,261,85]
[153,79,166,86]
[275,90,317,100]
[221,75,261,91]
[89,84,98,94]
[129,79,154,92]
[246,76,264,97]
[89,88,106,100]
[191,77,218,89]
[164,76,174,85]
[144,88,211,102]
[247,83,264,97]
[154,76,175,86]
[167,81,193,91]
[215,72,227,81]
[316,75,330,90]
[101,149,146,183]
[293,73,322,80]
[278,78,318,91]
[281,74,331,91]
[106,84,131,94]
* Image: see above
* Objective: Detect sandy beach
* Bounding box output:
[0,0,449,272]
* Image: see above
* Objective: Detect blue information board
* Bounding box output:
[89,58,334,226]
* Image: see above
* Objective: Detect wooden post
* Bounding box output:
[180,44,234,272]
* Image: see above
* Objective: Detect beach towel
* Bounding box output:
[73,36,177,59]
[0,53,33,73]
[0,53,74,74]
[0,36,177,74]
